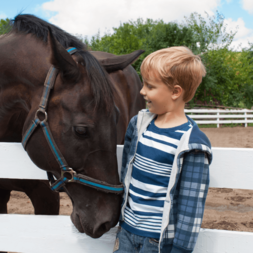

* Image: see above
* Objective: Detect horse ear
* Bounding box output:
[94,50,145,73]
[47,27,81,83]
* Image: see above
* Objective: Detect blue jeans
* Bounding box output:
[113,226,172,253]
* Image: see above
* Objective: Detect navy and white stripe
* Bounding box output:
[122,118,192,239]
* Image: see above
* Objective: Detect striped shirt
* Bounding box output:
[121,118,192,239]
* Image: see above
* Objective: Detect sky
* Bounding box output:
[1,0,253,49]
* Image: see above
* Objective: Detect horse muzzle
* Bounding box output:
[70,206,119,238]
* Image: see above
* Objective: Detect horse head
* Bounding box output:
[22,29,122,238]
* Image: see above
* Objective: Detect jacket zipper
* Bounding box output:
[121,155,135,220]
[159,170,177,252]
[121,133,142,219]
[158,149,189,252]
[121,112,146,220]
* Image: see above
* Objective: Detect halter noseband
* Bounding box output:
[22,47,124,195]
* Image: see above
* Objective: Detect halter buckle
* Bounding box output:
[61,169,76,182]
[35,109,48,123]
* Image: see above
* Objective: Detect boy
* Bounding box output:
[114,46,212,253]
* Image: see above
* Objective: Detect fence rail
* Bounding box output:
[185,109,253,127]
[0,143,253,253]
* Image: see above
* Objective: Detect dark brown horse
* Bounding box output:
[0,14,145,238]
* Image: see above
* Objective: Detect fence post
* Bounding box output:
[245,111,247,127]
[217,110,219,128]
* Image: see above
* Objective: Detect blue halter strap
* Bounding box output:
[22,47,124,195]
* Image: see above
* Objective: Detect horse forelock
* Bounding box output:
[10,14,114,114]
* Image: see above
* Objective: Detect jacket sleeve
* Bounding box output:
[171,151,210,253]
[120,115,137,181]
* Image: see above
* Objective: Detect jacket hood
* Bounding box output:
[186,115,211,149]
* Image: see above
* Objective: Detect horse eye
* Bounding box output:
[74,126,88,137]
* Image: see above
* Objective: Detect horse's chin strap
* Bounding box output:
[21,47,124,195]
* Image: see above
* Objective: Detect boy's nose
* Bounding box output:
[140,86,145,96]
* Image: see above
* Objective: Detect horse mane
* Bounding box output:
[9,14,114,111]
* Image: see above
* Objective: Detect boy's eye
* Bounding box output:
[143,82,152,89]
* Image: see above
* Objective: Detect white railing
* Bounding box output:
[0,143,253,253]
[185,109,253,128]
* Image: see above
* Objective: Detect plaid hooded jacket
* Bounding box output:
[119,109,213,253]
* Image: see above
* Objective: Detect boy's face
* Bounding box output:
[140,74,175,115]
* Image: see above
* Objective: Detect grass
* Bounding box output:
[199,124,217,128]
[199,123,253,128]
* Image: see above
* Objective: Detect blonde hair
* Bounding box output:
[140,46,206,102]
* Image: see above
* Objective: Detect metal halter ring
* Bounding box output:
[61,169,76,182]
[35,109,48,123]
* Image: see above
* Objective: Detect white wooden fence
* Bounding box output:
[185,109,253,128]
[0,143,253,253]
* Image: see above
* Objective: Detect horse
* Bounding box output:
[0,14,145,238]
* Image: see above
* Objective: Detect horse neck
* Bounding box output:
[0,34,50,142]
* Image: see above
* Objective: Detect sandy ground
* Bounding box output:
[6,126,253,232]
[201,126,253,148]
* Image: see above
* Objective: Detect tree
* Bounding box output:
[86,19,197,76]
[80,13,253,108]
[183,12,235,53]
[184,12,253,108]
[0,18,11,35]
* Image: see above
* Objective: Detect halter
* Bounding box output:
[22,47,124,195]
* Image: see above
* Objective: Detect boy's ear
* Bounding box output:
[172,85,184,100]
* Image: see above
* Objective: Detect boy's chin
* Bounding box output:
[147,104,159,114]
[147,106,156,113]
[147,106,165,115]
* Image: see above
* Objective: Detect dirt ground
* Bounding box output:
[6,126,253,232]
[201,126,253,148]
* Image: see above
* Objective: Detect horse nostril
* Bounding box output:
[102,221,111,232]
[93,221,112,236]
